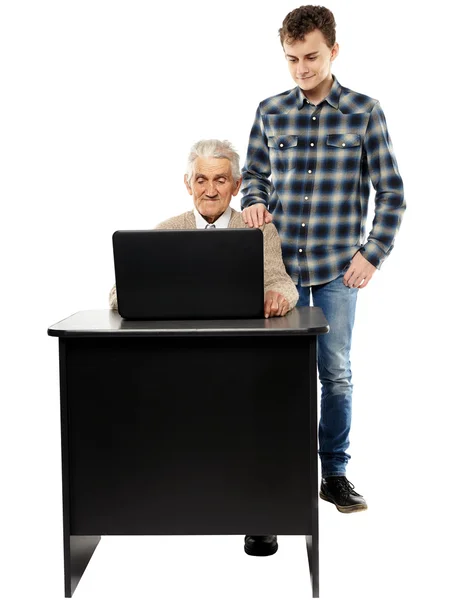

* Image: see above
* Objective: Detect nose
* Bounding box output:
[205,182,218,197]
[297,60,309,76]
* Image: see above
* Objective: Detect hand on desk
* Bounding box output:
[264,290,289,318]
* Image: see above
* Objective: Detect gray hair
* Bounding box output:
[186,139,241,183]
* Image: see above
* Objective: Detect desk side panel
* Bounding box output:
[59,340,101,597]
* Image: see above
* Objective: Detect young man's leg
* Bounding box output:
[311,272,367,512]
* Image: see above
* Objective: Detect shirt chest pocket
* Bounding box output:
[325,134,362,173]
[268,135,298,172]
[326,134,361,149]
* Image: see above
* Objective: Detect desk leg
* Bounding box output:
[63,535,101,597]
[306,338,319,598]
[59,340,101,597]
[306,532,319,598]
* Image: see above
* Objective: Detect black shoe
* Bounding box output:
[244,535,278,556]
[320,476,368,513]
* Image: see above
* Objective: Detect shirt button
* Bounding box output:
[341,142,346,147]
[301,223,305,227]
[310,142,315,147]
[308,169,312,174]
[299,249,303,253]
[279,143,284,148]
[312,116,317,120]
[304,196,309,200]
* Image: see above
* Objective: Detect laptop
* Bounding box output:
[112,228,264,320]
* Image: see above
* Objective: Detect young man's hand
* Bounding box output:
[242,204,273,228]
[343,251,377,289]
[264,291,289,318]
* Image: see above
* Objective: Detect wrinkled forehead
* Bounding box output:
[193,157,233,179]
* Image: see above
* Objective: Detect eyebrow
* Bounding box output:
[285,51,319,59]
[195,173,229,179]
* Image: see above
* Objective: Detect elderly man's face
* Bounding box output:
[184,157,242,224]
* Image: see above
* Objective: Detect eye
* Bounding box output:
[287,57,297,62]
[196,178,205,184]
[218,178,227,184]
[309,57,318,61]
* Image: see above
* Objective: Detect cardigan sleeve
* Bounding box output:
[262,223,298,311]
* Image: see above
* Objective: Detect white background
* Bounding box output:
[1,0,456,598]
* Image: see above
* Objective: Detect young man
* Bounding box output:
[241,4,405,556]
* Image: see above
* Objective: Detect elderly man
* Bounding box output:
[110,139,298,318]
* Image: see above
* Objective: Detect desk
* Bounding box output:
[48,307,329,597]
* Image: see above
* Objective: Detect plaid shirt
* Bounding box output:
[241,76,405,287]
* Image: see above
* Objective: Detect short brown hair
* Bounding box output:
[279,5,336,48]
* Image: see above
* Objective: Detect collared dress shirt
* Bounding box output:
[241,76,405,287]
[193,206,232,229]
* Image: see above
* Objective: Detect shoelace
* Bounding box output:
[332,477,360,498]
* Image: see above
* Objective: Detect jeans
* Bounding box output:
[297,270,358,477]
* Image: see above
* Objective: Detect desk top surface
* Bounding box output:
[48,307,329,338]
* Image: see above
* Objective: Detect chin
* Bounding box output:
[298,80,314,89]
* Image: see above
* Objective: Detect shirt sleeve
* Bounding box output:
[262,223,299,311]
[241,106,272,209]
[361,101,405,268]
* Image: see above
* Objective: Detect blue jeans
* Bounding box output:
[297,271,358,477]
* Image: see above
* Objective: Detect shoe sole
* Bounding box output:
[319,491,368,513]
[244,544,278,557]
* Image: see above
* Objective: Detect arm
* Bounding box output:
[263,223,299,313]
[109,284,118,310]
[241,106,274,227]
[361,102,405,268]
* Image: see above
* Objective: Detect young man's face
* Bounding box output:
[283,28,339,95]
[184,157,242,223]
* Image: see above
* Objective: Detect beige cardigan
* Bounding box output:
[109,208,299,312]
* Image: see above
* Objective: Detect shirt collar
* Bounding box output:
[296,75,341,110]
[193,205,232,229]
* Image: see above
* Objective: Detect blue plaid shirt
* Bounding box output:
[241,76,405,287]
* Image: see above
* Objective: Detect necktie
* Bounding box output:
[205,223,216,229]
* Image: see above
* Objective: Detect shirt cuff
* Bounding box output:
[360,240,388,269]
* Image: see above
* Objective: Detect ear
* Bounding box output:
[330,42,339,62]
[184,174,193,195]
[232,177,242,197]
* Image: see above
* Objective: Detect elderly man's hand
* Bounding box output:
[242,204,273,228]
[343,251,377,288]
[264,290,289,318]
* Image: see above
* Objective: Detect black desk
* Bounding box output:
[48,307,329,598]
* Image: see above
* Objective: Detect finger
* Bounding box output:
[347,269,362,288]
[265,211,273,223]
[246,209,254,228]
[242,209,248,224]
[343,268,354,286]
[343,267,353,287]
[273,295,285,313]
[255,205,264,228]
[356,272,371,288]
[264,296,273,318]
[268,295,279,315]
[359,274,372,289]
[251,208,258,228]
[280,301,289,316]
[348,276,360,288]
[352,276,364,288]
